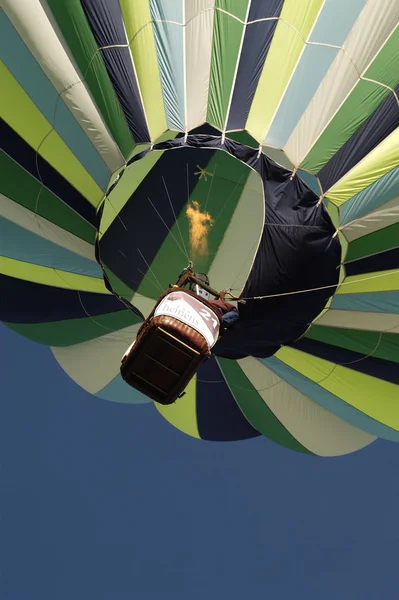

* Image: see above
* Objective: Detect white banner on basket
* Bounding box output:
[154,291,220,348]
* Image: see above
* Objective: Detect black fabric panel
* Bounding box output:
[226,0,284,130]
[81,0,150,142]
[247,0,284,22]
[291,337,399,385]
[215,139,340,358]
[0,119,96,227]
[196,357,260,441]
[345,247,399,277]
[101,134,340,359]
[99,145,216,290]
[0,274,126,324]
[188,124,221,136]
[319,84,399,189]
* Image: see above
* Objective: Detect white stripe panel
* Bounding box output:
[341,194,399,242]
[130,293,157,319]
[262,146,295,170]
[208,169,264,295]
[3,0,124,172]
[238,356,376,456]
[52,323,142,393]
[0,193,96,261]
[285,0,399,166]
[315,309,399,332]
[185,0,215,132]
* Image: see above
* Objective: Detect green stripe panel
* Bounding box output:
[227,131,259,148]
[0,60,103,206]
[306,325,399,364]
[302,26,399,172]
[47,0,134,159]
[346,223,399,262]
[0,152,96,245]
[135,150,251,299]
[215,0,250,20]
[277,346,399,431]
[3,309,141,347]
[207,1,250,130]
[217,358,312,454]
[120,0,167,141]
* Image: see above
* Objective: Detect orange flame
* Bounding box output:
[185,200,214,259]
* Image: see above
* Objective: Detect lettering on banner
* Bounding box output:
[155,292,220,347]
[198,308,218,329]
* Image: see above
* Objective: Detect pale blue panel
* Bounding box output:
[340,165,399,224]
[260,356,399,441]
[0,217,102,278]
[308,0,368,45]
[265,0,367,148]
[265,45,339,148]
[96,373,152,403]
[0,11,110,191]
[332,291,399,314]
[150,0,183,23]
[298,170,320,195]
[150,0,185,130]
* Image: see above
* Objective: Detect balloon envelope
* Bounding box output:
[1,0,399,456]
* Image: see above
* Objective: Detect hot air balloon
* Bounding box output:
[1,0,399,457]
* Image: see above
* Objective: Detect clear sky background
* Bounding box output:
[1,322,398,600]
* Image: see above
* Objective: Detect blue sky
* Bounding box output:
[1,322,398,599]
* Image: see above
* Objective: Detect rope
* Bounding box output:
[238,269,399,301]
[161,176,190,260]
[136,247,164,293]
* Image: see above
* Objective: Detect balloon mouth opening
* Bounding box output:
[96,137,266,302]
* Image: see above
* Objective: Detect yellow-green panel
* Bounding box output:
[277,346,399,431]
[327,201,340,229]
[309,263,346,327]
[0,61,103,207]
[99,131,178,237]
[120,0,167,141]
[338,232,349,264]
[155,376,201,439]
[99,149,166,238]
[326,128,399,206]
[0,256,110,294]
[337,269,399,294]
[246,0,324,143]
